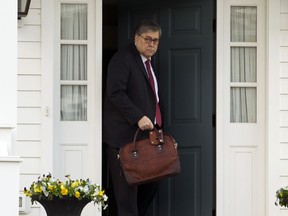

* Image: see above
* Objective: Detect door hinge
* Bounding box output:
[212,114,216,127]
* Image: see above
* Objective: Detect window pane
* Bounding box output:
[231,6,257,42]
[61,85,87,121]
[231,47,257,82]
[230,87,256,123]
[61,45,87,80]
[61,4,87,40]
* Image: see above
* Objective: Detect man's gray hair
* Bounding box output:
[135,19,162,37]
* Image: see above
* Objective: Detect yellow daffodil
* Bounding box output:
[24,188,32,197]
[97,190,105,197]
[60,184,68,196]
[33,184,42,193]
[75,191,80,198]
[71,181,79,188]
[48,184,55,191]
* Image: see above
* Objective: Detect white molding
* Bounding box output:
[0,156,22,162]
[0,125,15,129]
[216,0,225,215]
[266,0,281,215]
[94,0,103,185]
[41,0,55,174]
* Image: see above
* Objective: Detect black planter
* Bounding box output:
[32,196,91,216]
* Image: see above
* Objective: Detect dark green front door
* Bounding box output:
[115,0,215,215]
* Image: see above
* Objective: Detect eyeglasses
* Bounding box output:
[138,34,159,45]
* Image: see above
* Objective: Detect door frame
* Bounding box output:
[41,0,278,215]
[103,0,216,215]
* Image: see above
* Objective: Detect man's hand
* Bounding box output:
[138,116,154,130]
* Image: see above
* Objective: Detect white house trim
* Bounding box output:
[216,0,225,215]
[41,0,55,176]
[266,0,281,215]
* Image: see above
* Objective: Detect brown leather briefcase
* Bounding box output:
[118,128,181,185]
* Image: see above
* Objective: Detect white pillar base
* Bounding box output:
[0,157,23,216]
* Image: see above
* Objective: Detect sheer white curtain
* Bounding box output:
[60,4,88,121]
[230,6,257,123]
[230,87,257,122]
[61,85,87,121]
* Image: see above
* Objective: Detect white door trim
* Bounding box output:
[41,0,55,174]
[266,0,281,215]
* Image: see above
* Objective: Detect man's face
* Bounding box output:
[134,31,160,59]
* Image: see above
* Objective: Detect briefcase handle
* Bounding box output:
[133,128,164,146]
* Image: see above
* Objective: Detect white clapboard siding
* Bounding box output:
[280,63,288,78]
[280,128,288,142]
[280,111,288,126]
[18,108,41,124]
[280,210,288,216]
[18,75,41,91]
[280,95,288,110]
[281,31,288,46]
[280,144,288,159]
[280,7,288,140]
[280,79,288,94]
[281,14,288,29]
[15,141,41,157]
[24,208,41,215]
[20,158,41,174]
[281,0,288,12]
[280,159,288,176]
[24,9,41,26]
[20,174,41,190]
[17,92,41,107]
[280,1,288,185]
[18,59,41,75]
[280,47,288,62]
[17,0,42,213]
[18,26,41,42]
[280,158,288,176]
[279,6,288,207]
[280,176,288,187]
[18,42,41,59]
[30,0,41,8]
[17,125,41,141]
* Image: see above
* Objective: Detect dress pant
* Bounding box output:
[105,144,159,216]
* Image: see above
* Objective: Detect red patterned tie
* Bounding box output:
[145,60,162,127]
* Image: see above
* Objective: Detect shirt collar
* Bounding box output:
[140,54,151,64]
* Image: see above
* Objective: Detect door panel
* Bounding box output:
[118,0,215,215]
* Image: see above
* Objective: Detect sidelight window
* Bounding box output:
[230,6,257,123]
[60,4,88,121]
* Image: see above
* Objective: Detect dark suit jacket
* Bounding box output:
[103,43,157,148]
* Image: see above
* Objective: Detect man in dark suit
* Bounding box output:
[103,20,162,216]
